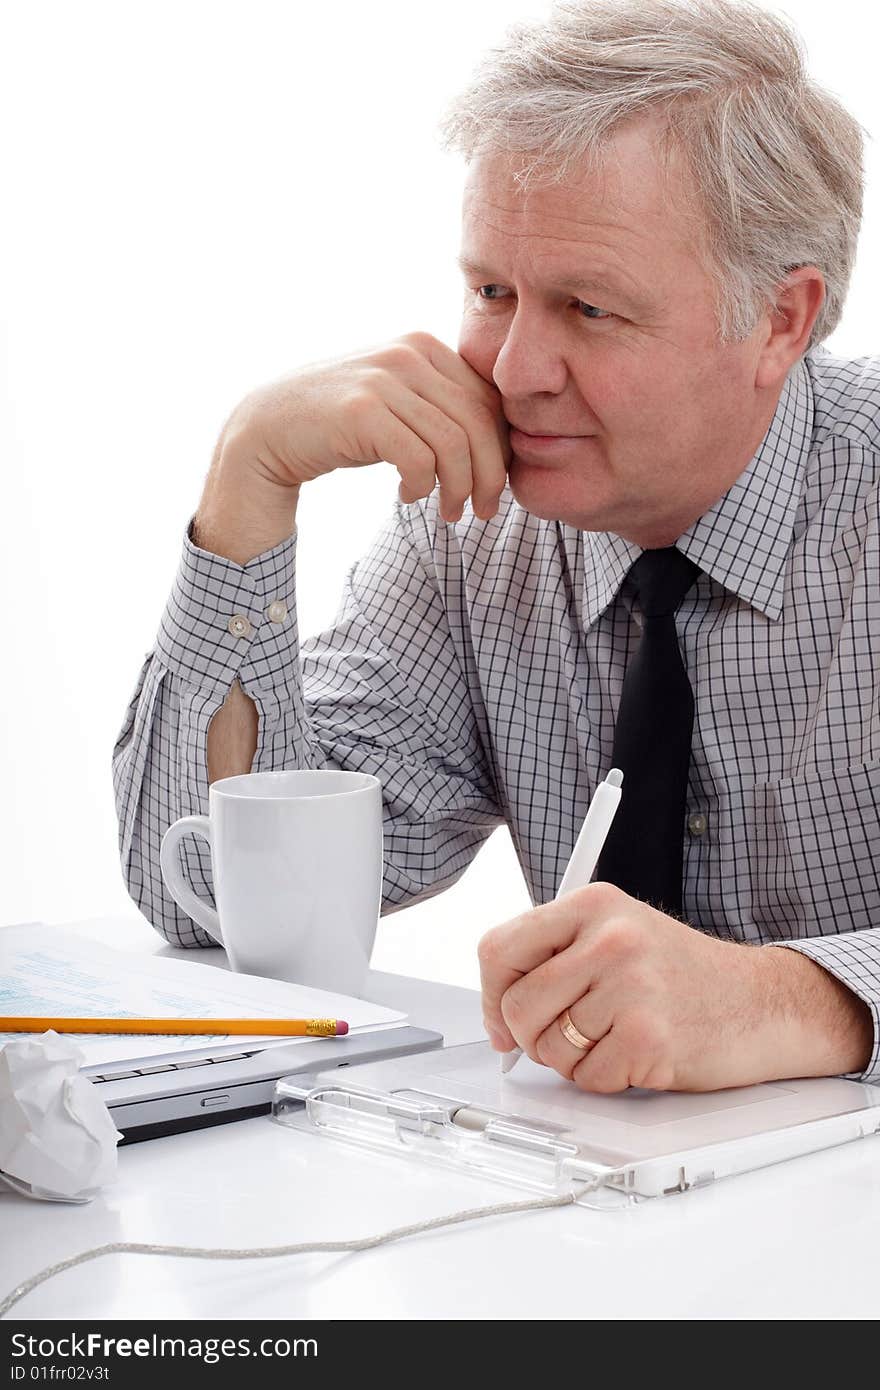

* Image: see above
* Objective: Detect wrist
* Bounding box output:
[758,945,873,1079]
[194,443,300,566]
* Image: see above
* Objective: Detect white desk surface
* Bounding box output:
[2,915,879,1321]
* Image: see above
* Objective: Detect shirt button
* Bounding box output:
[687,812,708,837]
[227,614,253,639]
[267,600,288,623]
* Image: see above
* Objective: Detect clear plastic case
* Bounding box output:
[272,1041,880,1209]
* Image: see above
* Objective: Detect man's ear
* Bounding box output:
[754,266,826,389]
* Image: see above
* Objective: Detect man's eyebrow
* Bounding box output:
[455,254,645,305]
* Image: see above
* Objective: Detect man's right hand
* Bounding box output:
[216,331,511,523]
[196,331,513,775]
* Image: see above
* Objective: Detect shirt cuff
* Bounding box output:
[770,937,880,1084]
[154,515,299,696]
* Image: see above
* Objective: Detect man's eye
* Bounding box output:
[474,286,613,321]
[577,302,613,320]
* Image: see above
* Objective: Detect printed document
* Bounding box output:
[0,922,406,1068]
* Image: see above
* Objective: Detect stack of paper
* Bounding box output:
[0,923,406,1069]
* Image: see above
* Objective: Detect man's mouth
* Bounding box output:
[508,424,587,439]
[509,427,594,453]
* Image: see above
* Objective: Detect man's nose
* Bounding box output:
[491,309,569,400]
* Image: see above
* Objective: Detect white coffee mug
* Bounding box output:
[159,769,383,996]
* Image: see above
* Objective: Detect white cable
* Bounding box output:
[0,1180,604,1318]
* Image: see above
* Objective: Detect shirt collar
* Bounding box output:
[578,357,814,628]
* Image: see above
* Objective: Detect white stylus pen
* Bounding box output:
[499,767,624,1076]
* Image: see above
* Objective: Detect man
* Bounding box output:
[113,0,879,1092]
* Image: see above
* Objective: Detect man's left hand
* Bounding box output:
[478,883,873,1092]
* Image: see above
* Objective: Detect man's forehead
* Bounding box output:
[465,133,672,215]
[460,129,701,266]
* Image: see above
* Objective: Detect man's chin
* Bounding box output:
[507,462,609,530]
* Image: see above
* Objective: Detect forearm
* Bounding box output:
[193,441,301,783]
[193,435,300,566]
[205,679,257,782]
[760,944,874,1078]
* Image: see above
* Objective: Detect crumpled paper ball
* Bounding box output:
[0,1031,121,1202]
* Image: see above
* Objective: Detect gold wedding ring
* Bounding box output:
[559,1008,594,1052]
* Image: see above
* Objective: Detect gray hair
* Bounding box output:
[437,0,866,348]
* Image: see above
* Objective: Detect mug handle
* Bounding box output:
[159,816,224,946]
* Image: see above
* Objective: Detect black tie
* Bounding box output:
[595,547,700,915]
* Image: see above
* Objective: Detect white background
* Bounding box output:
[1,0,878,990]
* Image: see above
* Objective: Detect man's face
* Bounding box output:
[457,120,774,543]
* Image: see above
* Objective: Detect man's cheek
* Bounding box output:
[456,320,496,382]
[575,352,644,421]
[613,382,686,442]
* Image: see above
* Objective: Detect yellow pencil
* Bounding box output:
[0,1016,350,1037]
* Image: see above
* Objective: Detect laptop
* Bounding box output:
[86,1026,443,1143]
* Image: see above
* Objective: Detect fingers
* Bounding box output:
[367,406,440,502]
[386,390,481,521]
[390,383,507,522]
[533,991,611,1079]
[478,892,597,1048]
[378,335,510,522]
[571,1032,634,1095]
[422,336,512,519]
[532,998,635,1094]
[228,331,510,502]
[501,946,601,1065]
[501,948,588,1057]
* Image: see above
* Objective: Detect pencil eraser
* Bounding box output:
[336,1021,349,1035]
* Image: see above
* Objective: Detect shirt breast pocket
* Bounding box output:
[752,760,880,939]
